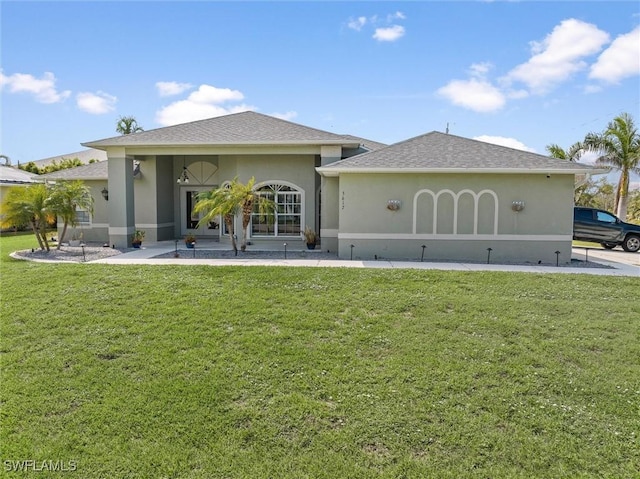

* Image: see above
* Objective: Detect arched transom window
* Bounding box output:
[251,182,303,237]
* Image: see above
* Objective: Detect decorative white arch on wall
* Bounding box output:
[412,188,499,235]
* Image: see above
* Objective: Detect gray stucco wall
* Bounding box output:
[336,172,575,264]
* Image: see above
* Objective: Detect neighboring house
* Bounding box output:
[0,166,41,225]
[41,111,604,263]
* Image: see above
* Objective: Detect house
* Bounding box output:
[40,111,604,264]
[316,131,606,263]
[0,165,41,225]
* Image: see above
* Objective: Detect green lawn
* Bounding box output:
[1,234,638,478]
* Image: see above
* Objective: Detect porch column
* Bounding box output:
[320,146,342,252]
[107,149,135,248]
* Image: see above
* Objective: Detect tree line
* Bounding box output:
[546,112,639,221]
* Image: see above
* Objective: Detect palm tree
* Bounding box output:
[584,113,640,220]
[46,181,94,249]
[545,142,584,162]
[1,184,54,250]
[193,177,274,255]
[116,116,144,135]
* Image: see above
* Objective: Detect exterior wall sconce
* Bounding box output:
[387,200,401,211]
[101,187,109,201]
[512,200,525,212]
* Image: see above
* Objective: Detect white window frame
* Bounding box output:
[251,181,304,238]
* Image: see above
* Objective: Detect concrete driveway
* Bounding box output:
[572,247,640,267]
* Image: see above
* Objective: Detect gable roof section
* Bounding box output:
[318,131,608,176]
[83,111,361,149]
[37,161,108,181]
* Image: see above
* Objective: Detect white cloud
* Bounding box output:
[589,26,640,83]
[189,85,244,104]
[347,12,406,41]
[373,25,405,42]
[437,78,506,113]
[155,84,254,126]
[474,135,536,153]
[270,111,298,121]
[0,71,70,104]
[347,16,367,31]
[388,11,405,21]
[156,81,193,97]
[76,91,117,114]
[469,62,493,78]
[505,19,609,94]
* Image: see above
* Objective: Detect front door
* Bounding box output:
[180,187,220,238]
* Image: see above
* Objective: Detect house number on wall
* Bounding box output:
[342,191,345,210]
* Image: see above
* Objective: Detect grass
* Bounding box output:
[1,233,639,478]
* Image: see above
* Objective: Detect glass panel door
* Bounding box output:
[180,187,220,237]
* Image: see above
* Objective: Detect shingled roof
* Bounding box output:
[317,131,606,176]
[0,166,41,184]
[83,111,361,148]
[37,161,108,181]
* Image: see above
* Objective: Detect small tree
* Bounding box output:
[193,177,274,255]
[46,181,94,249]
[116,116,144,135]
[0,184,54,250]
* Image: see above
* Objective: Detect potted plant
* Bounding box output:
[184,233,196,249]
[131,229,145,248]
[303,226,317,250]
[69,231,82,247]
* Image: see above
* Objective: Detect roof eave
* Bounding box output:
[82,140,360,150]
[316,166,611,177]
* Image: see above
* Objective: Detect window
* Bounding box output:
[596,211,617,223]
[251,183,302,237]
[74,209,91,225]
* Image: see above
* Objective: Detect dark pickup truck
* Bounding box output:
[573,206,640,252]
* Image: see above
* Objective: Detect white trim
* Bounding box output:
[320,228,338,238]
[136,222,175,229]
[109,226,135,235]
[339,233,571,241]
[316,167,609,177]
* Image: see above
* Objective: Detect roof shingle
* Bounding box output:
[319,131,602,173]
[83,111,360,148]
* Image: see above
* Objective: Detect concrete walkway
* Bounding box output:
[91,241,639,277]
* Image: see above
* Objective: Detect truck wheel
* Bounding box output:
[622,235,640,253]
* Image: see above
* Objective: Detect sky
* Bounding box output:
[1,1,639,185]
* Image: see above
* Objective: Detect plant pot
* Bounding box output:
[306,243,316,250]
[132,242,141,249]
[186,242,195,249]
